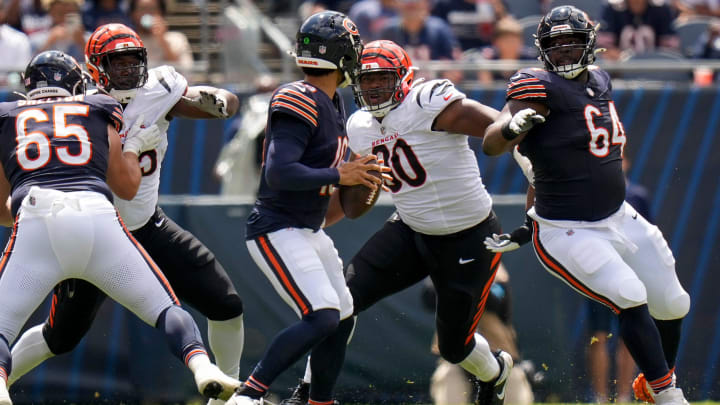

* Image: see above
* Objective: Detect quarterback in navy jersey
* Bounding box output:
[231,11,387,405]
[0,51,239,404]
[483,6,690,405]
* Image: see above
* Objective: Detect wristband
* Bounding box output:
[501,121,520,141]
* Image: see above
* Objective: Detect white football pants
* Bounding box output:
[246,227,353,319]
[529,201,690,320]
[0,187,178,344]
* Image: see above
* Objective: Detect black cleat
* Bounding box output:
[474,350,513,405]
[279,379,310,405]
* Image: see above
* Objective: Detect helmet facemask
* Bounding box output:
[98,48,148,103]
[538,31,596,79]
[354,67,412,117]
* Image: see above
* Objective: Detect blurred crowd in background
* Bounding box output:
[2,0,720,89]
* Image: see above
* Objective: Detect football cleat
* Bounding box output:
[194,362,241,401]
[279,379,309,405]
[225,393,264,405]
[633,373,655,403]
[654,388,689,405]
[474,350,513,405]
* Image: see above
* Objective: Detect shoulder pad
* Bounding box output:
[506,69,549,102]
[412,79,465,112]
[147,65,188,95]
[86,93,123,130]
[270,82,319,127]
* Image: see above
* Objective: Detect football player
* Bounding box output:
[281,39,512,405]
[0,51,238,405]
[482,6,690,405]
[225,11,387,405]
[8,24,245,404]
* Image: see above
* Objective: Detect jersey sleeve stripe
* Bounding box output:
[273,94,318,118]
[507,85,546,96]
[508,78,540,87]
[279,89,317,106]
[271,101,319,126]
[512,92,547,99]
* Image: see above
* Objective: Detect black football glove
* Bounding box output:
[484,216,533,252]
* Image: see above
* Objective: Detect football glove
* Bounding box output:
[183,90,229,118]
[484,216,533,253]
[501,108,545,140]
[124,116,162,156]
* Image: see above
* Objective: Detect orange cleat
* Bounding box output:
[633,373,655,403]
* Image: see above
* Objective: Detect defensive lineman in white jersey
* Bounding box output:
[281,40,512,405]
[8,24,245,404]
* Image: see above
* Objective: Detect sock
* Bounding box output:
[619,305,670,387]
[237,375,267,399]
[302,356,312,384]
[309,316,355,402]
[653,318,682,369]
[250,309,339,389]
[0,335,11,384]
[208,314,244,379]
[156,306,207,365]
[8,324,53,386]
[459,333,500,382]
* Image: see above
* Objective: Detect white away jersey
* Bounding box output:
[347,79,492,235]
[114,65,188,230]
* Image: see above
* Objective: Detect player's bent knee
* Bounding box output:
[616,278,647,309]
[205,294,244,321]
[42,323,83,355]
[303,308,340,337]
[654,288,690,320]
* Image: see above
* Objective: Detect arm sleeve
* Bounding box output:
[264,113,340,190]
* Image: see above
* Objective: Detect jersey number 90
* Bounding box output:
[15,105,92,170]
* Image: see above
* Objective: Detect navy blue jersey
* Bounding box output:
[0,94,122,216]
[509,67,626,221]
[246,81,348,239]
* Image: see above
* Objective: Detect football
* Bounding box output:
[339,161,382,219]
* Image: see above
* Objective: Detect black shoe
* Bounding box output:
[279,379,310,405]
[474,350,513,405]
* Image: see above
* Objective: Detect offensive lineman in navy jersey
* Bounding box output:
[0,51,239,405]
[482,6,690,405]
[229,11,387,405]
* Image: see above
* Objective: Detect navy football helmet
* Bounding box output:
[23,51,86,99]
[295,10,363,88]
[535,5,597,79]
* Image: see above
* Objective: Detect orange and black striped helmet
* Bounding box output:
[85,23,148,100]
[352,40,415,118]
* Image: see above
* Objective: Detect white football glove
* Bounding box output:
[502,108,546,140]
[183,90,229,118]
[512,145,534,186]
[484,217,533,253]
[484,233,522,253]
[124,116,162,155]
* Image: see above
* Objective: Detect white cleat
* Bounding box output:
[225,392,264,405]
[0,382,11,405]
[194,362,241,401]
[654,388,690,405]
[207,398,227,405]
